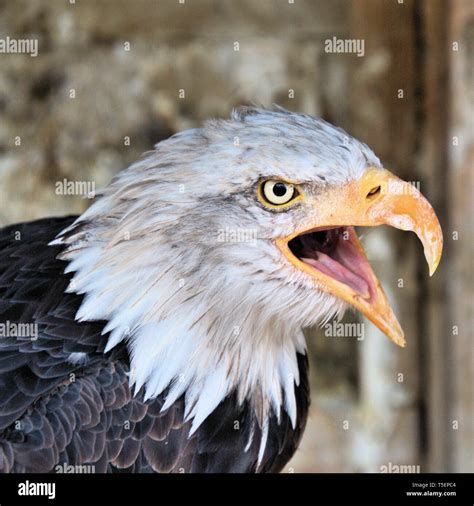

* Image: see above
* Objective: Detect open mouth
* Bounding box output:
[276,224,405,346]
[273,168,443,348]
[288,226,374,301]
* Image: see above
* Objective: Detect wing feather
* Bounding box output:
[0,217,309,473]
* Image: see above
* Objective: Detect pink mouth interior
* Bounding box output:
[288,227,374,300]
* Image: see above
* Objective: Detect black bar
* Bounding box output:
[0,473,472,506]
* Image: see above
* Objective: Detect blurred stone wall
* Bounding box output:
[0,0,348,226]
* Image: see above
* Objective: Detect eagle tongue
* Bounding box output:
[302,253,370,299]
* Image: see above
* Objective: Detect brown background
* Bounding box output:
[0,0,472,473]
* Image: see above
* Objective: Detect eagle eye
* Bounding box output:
[260,180,299,207]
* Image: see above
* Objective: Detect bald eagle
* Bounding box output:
[0,107,442,473]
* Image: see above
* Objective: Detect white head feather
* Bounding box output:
[52,106,382,449]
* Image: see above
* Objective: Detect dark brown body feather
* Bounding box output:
[0,217,309,473]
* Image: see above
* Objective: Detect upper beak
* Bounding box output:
[276,168,443,347]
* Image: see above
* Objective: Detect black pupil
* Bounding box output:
[273,183,287,197]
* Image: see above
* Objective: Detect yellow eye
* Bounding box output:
[261,180,297,206]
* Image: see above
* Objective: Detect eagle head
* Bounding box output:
[54,106,442,435]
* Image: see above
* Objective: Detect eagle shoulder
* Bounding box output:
[0,217,309,473]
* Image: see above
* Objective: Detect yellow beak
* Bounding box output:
[276,168,443,347]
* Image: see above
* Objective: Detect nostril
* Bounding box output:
[366,185,381,199]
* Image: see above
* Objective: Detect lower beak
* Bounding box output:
[276,168,443,347]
